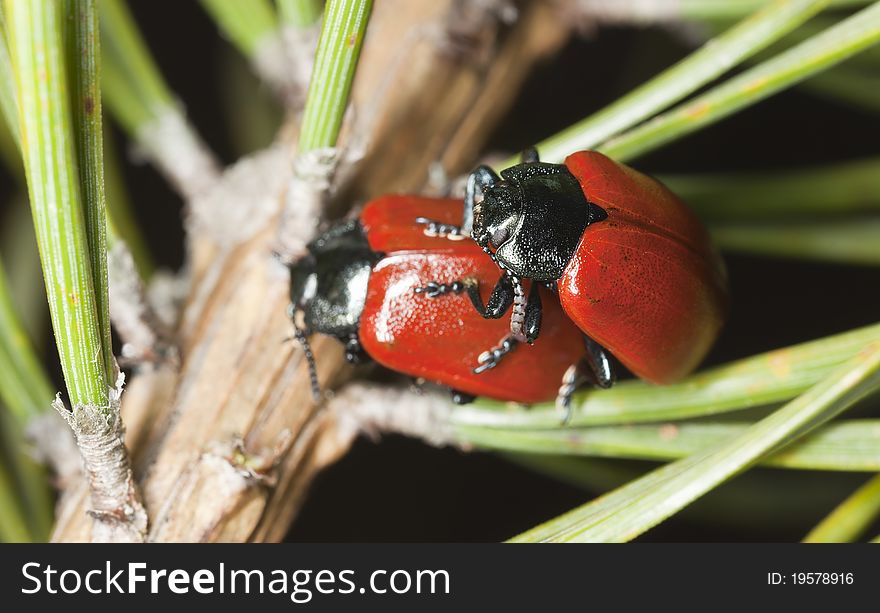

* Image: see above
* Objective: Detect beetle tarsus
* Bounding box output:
[555,335,616,424]
[415,217,467,241]
[414,280,466,298]
[555,364,580,425]
[344,334,367,364]
[473,335,519,374]
[416,273,518,324]
[584,334,615,389]
[508,275,529,342]
[523,281,542,344]
[462,275,514,319]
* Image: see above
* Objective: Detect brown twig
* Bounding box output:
[107,240,175,365]
[52,379,147,543]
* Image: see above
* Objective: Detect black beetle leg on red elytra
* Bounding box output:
[414,217,468,241]
[460,274,529,374]
[413,280,466,298]
[415,165,500,242]
[523,280,542,344]
[509,272,551,345]
[463,274,514,319]
[473,335,519,375]
[414,274,514,322]
[556,335,615,424]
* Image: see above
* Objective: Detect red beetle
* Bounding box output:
[288,195,586,404]
[415,149,728,409]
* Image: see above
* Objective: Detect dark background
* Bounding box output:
[2,4,878,542]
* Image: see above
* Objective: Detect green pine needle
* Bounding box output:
[0,5,18,140]
[277,0,323,28]
[803,473,880,542]
[712,218,880,266]
[298,0,371,151]
[200,0,279,58]
[0,259,53,422]
[0,451,31,542]
[600,2,880,163]
[664,156,880,222]
[66,0,115,384]
[510,0,831,167]
[458,420,880,472]
[456,322,880,429]
[99,0,175,137]
[5,0,111,408]
[511,341,880,542]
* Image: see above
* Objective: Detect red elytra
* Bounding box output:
[358,196,585,403]
[360,194,462,253]
[559,151,728,383]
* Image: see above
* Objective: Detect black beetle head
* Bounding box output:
[288,219,377,340]
[289,253,318,314]
[472,162,606,281]
[474,180,522,257]
[287,220,380,401]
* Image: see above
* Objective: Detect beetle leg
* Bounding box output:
[344,333,368,364]
[508,275,529,342]
[555,365,583,425]
[473,335,519,374]
[414,165,498,241]
[520,147,540,163]
[414,280,466,298]
[414,217,468,241]
[556,335,615,424]
[464,274,514,319]
[290,320,322,402]
[523,281,542,344]
[416,274,513,320]
[583,334,615,389]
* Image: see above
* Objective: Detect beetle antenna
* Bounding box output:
[292,320,321,402]
[508,274,527,342]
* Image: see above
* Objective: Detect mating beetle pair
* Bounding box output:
[288,150,728,414]
[288,195,585,404]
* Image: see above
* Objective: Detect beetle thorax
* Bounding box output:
[474,162,605,282]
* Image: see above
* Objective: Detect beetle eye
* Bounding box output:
[490,225,510,248]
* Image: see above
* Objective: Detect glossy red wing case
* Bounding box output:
[562,151,728,383]
[359,196,584,403]
[361,195,467,253]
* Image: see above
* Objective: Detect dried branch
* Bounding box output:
[254,24,320,108]
[328,383,457,448]
[134,108,222,202]
[53,377,147,543]
[107,240,174,364]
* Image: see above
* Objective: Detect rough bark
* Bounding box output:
[52,383,148,543]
